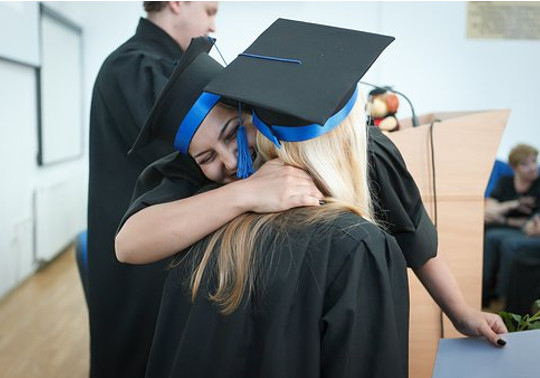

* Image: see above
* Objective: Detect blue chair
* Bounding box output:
[484,160,513,198]
[484,160,540,198]
[75,229,89,305]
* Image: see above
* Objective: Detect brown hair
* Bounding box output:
[143,1,167,13]
[508,144,538,168]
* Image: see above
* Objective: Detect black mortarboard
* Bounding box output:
[204,18,394,146]
[129,37,224,155]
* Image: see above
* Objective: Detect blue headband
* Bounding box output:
[174,92,221,154]
[252,87,359,148]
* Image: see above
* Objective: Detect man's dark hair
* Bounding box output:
[143,1,167,13]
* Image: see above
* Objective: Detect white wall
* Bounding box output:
[62,0,540,161]
[0,61,37,295]
[0,1,143,298]
[377,1,540,160]
[214,1,540,160]
[0,1,39,66]
[1,1,538,298]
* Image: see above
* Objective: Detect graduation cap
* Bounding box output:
[204,18,395,147]
[129,36,224,155]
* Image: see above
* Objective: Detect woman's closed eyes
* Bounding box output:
[195,119,246,166]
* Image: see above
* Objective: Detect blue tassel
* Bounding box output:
[236,124,254,179]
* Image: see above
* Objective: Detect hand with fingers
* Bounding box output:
[523,214,540,236]
[452,307,508,347]
[516,196,536,215]
[241,158,325,213]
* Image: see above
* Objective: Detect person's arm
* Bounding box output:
[369,127,507,345]
[115,159,323,264]
[413,254,508,347]
[484,197,525,225]
[486,196,534,227]
[506,216,528,228]
[484,198,507,224]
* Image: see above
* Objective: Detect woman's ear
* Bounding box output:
[168,2,182,15]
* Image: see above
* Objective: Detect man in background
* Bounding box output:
[87,2,218,377]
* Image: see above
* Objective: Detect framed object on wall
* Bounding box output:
[38,4,83,166]
[0,1,39,67]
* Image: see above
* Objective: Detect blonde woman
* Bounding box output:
[146,89,409,378]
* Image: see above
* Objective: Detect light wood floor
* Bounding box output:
[0,246,89,378]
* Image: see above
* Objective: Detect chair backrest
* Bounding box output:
[75,229,88,305]
[485,160,514,198]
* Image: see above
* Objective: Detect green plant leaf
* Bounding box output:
[498,311,517,332]
[511,313,523,323]
[529,321,540,330]
[498,305,540,332]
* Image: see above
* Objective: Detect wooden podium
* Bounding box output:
[387,110,510,378]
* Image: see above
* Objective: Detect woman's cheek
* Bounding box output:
[202,164,225,183]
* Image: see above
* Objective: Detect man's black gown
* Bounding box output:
[87,18,205,378]
[118,126,437,377]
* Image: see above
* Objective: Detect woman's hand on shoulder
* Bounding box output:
[235,158,324,213]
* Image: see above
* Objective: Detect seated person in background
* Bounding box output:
[483,143,540,306]
[143,20,409,377]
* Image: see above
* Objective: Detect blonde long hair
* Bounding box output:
[184,97,374,314]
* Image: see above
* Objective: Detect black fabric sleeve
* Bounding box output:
[368,126,438,268]
[117,152,208,233]
[98,51,178,166]
[320,233,409,378]
[111,52,174,144]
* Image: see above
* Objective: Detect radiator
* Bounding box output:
[33,175,86,263]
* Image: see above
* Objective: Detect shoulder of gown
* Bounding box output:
[368,126,438,268]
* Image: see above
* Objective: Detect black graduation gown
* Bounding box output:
[146,212,409,378]
[117,125,434,377]
[367,126,437,268]
[87,18,205,378]
[122,126,437,269]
